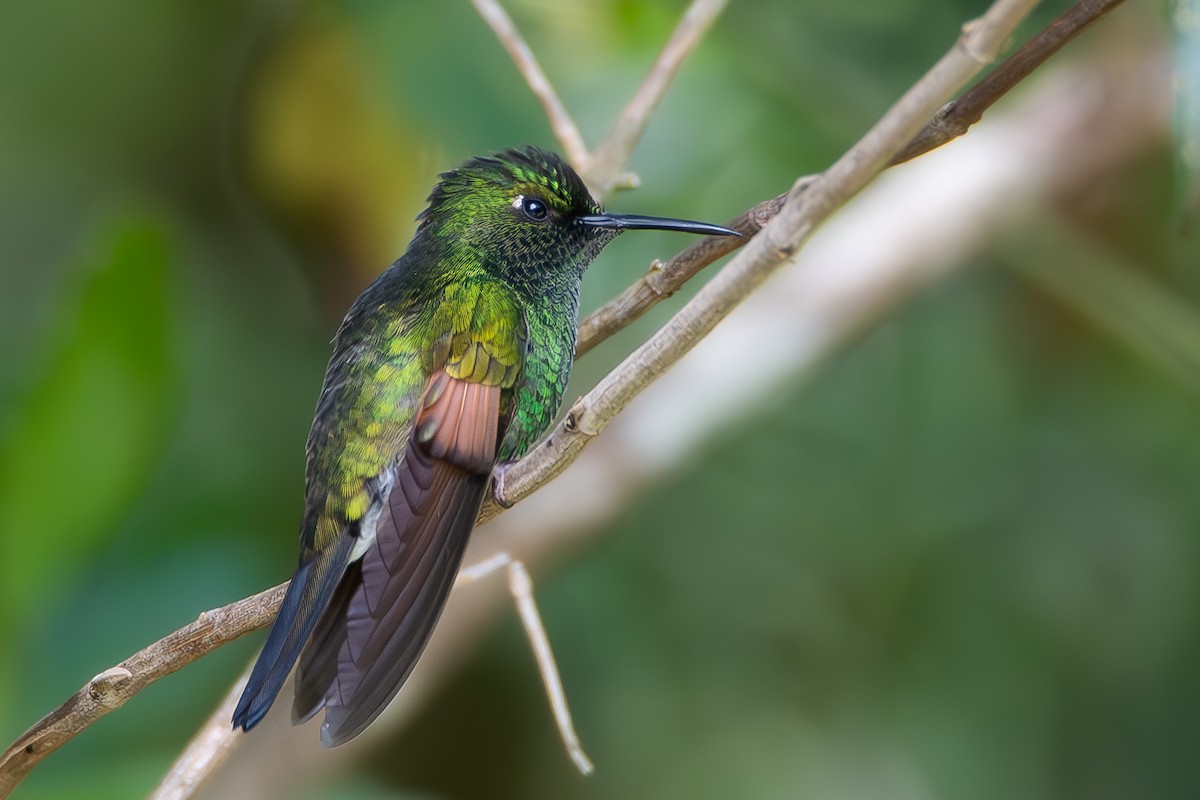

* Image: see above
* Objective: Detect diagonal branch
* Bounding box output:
[581,0,730,199]
[575,192,789,358]
[891,0,1128,164]
[470,0,590,167]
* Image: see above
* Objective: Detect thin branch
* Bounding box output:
[573,0,1127,360]
[892,0,1128,164]
[472,0,727,198]
[149,666,254,800]
[471,0,590,167]
[484,0,1042,515]
[0,583,285,798]
[459,553,593,775]
[582,0,730,198]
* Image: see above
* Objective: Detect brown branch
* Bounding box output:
[891,0,1128,165]
[0,583,285,798]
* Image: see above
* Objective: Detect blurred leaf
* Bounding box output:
[0,219,177,622]
[246,14,428,314]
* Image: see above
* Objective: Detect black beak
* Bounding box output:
[577,213,741,237]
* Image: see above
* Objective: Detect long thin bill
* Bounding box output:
[577,213,741,237]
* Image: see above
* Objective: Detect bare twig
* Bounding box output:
[892,0,1128,164]
[484,0,1042,515]
[459,553,593,775]
[150,666,254,800]
[472,0,727,198]
[581,0,730,198]
[471,0,590,167]
[0,583,285,798]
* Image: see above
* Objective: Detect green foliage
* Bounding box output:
[0,221,176,621]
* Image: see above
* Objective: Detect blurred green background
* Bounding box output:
[1,1,1198,798]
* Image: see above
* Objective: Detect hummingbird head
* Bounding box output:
[415,146,738,295]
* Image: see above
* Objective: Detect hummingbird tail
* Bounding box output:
[304,450,486,746]
[291,558,362,724]
[232,534,353,732]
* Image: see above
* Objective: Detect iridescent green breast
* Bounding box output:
[497,284,580,462]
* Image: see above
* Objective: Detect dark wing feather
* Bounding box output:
[232,530,355,731]
[292,372,501,745]
[292,558,362,723]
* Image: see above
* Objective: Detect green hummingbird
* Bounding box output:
[231,145,738,746]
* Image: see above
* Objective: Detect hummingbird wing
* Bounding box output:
[233,279,525,742]
[295,372,499,745]
[298,287,524,745]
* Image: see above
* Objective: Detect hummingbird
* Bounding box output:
[231,145,738,746]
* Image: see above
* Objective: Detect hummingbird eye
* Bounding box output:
[515,195,549,222]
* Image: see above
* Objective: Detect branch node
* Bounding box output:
[564,398,601,437]
[644,260,671,297]
[959,19,994,64]
[88,667,133,708]
[611,171,642,191]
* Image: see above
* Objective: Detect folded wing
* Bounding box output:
[293,371,501,746]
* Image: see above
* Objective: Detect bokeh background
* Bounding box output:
[1,1,1198,798]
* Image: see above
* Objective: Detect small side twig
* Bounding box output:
[472,0,727,199]
[582,0,730,198]
[459,552,593,775]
